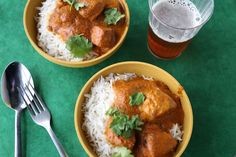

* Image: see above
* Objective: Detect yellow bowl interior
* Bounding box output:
[23,0,130,68]
[74,61,193,157]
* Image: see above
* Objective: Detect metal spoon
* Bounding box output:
[1,61,33,157]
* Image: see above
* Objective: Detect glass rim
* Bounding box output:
[149,0,215,30]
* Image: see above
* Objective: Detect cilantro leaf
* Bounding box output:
[63,0,87,11]
[104,8,125,25]
[107,107,143,139]
[66,35,93,57]
[129,92,145,106]
[106,107,120,116]
[74,2,87,11]
[112,147,134,157]
[130,115,144,131]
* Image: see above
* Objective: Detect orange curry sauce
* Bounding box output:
[105,77,184,157]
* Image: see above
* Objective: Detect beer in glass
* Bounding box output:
[148,0,214,59]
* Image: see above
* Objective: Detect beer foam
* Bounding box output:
[168,0,200,13]
[153,0,202,28]
[150,0,202,42]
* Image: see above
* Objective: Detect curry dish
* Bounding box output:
[47,0,127,56]
[105,77,184,157]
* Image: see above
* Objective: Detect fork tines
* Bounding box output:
[18,83,45,116]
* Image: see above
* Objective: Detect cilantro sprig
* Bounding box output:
[106,107,120,116]
[74,2,87,11]
[112,147,134,157]
[106,107,143,139]
[63,0,87,11]
[66,35,93,57]
[63,0,74,6]
[104,8,125,25]
[129,92,145,106]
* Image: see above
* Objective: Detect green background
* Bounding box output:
[0,0,236,156]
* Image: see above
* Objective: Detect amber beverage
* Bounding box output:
[148,0,214,59]
[148,26,191,59]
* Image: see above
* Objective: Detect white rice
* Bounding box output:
[169,123,184,141]
[37,0,98,61]
[82,73,136,157]
[82,73,183,157]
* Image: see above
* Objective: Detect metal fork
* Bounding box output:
[18,83,68,157]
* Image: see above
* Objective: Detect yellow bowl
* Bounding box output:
[23,0,130,68]
[74,61,193,157]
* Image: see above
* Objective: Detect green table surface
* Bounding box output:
[0,0,236,157]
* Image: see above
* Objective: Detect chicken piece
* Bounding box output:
[138,87,177,121]
[105,118,136,150]
[155,81,181,104]
[91,25,116,48]
[48,4,91,40]
[134,124,177,157]
[78,0,105,20]
[112,77,177,121]
[48,5,76,39]
[112,79,140,116]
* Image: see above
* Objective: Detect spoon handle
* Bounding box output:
[15,110,22,157]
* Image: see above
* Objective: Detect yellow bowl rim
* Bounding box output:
[74,61,193,157]
[23,0,130,68]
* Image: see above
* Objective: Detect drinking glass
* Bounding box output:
[148,0,214,59]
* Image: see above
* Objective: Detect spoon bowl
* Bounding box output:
[1,62,34,110]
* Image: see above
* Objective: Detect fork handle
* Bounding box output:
[45,126,68,157]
